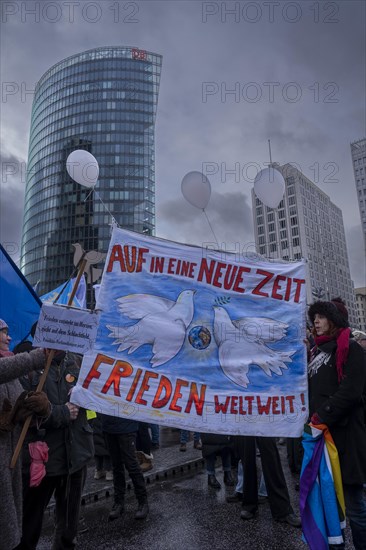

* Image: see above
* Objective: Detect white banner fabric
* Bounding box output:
[72,228,308,436]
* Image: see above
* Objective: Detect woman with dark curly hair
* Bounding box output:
[307,298,366,549]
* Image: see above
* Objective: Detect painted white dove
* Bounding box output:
[107,290,196,367]
[213,306,296,388]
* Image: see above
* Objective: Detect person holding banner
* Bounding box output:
[0,319,49,550]
[201,433,234,489]
[101,414,149,521]
[236,435,301,527]
[307,298,366,549]
[17,349,94,550]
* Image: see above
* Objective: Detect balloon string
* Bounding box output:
[84,188,94,202]
[202,209,220,249]
[84,188,119,226]
[95,191,119,226]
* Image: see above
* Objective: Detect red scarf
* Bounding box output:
[314,327,351,383]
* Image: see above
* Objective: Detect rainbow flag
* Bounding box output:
[300,423,346,549]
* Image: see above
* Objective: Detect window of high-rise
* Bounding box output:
[20,46,162,298]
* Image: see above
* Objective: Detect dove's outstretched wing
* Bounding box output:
[108,290,196,366]
[107,324,144,353]
[249,341,295,376]
[232,317,289,342]
[214,306,297,388]
[218,342,250,388]
[150,318,187,367]
[117,294,175,319]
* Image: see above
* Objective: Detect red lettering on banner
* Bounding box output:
[272,396,280,414]
[82,354,114,389]
[271,275,287,300]
[246,396,254,414]
[214,395,230,413]
[106,245,149,273]
[181,260,196,278]
[230,396,238,414]
[286,395,295,413]
[169,379,189,412]
[214,395,299,416]
[197,259,250,293]
[284,277,292,301]
[293,278,306,303]
[101,360,133,396]
[125,368,143,402]
[184,383,206,416]
[167,257,177,274]
[106,245,126,272]
[212,262,226,288]
[239,396,247,415]
[232,266,250,293]
[252,269,274,297]
[197,258,215,284]
[135,371,159,405]
[151,376,172,408]
[281,395,286,414]
[82,353,300,421]
[223,264,238,290]
[251,270,304,303]
[257,396,271,414]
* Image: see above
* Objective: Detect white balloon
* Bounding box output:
[254,167,285,209]
[181,171,211,210]
[66,150,99,188]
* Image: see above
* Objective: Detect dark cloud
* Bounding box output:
[0,152,25,262]
[158,191,253,249]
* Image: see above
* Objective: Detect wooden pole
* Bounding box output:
[10,259,87,469]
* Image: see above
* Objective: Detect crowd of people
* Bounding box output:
[1,296,366,549]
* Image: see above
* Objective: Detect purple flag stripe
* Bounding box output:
[300,436,328,550]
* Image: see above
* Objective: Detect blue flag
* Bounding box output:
[0,244,42,350]
[40,276,86,308]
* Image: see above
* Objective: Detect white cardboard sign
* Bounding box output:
[33,303,100,354]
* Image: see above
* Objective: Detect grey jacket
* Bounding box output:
[0,349,45,550]
[22,351,94,476]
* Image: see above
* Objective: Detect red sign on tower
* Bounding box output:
[132,48,147,60]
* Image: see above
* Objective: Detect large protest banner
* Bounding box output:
[72,227,308,436]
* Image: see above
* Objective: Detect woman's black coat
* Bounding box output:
[308,338,366,485]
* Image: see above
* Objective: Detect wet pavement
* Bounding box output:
[38,429,354,549]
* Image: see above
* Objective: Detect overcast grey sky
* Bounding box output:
[1,0,365,286]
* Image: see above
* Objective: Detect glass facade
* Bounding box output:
[20,46,162,297]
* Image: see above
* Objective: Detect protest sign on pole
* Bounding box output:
[10,259,87,469]
[72,228,308,437]
[33,303,100,354]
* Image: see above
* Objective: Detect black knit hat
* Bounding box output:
[308,297,349,328]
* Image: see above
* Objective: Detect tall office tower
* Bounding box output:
[350,138,366,251]
[20,46,162,298]
[354,287,366,331]
[252,163,357,325]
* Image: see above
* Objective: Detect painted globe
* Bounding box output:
[188,326,211,350]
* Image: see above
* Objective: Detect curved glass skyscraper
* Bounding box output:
[21,46,162,297]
